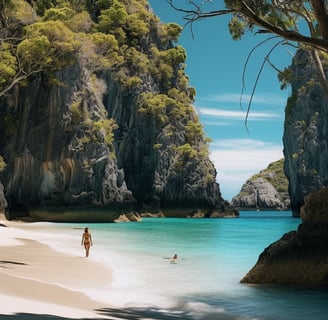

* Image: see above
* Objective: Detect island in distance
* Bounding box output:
[232,158,290,211]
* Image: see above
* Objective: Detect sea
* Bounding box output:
[31,211,328,320]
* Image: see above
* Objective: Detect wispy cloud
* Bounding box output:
[209,139,283,201]
[198,92,287,106]
[201,120,233,127]
[198,107,281,121]
[211,138,277,150]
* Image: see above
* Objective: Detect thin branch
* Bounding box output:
[167,0,233,23]
[0,67,42,97]
[266,59,282,73]
[0,37,22,41]
[240,35,280,110]
[311,48,328,98]
[244,39,286,130]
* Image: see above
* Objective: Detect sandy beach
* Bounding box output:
[0,218,200,320]
[0,217,217,320]
[0,216,113,319]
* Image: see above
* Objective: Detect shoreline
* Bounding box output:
[0,218,113,318]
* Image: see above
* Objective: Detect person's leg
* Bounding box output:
[85,243,90,257]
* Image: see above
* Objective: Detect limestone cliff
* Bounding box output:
[0,0,237,221]
[241,49,328,286]
[232,159,290,210]
[283,49,328,217]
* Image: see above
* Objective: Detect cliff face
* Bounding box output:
[283,50,328,217]
[241,49,328,286]
[0,65,135,221]
[0,1,236,221]
[232,159,290,210]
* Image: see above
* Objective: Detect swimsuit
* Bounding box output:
[84,233,91,245]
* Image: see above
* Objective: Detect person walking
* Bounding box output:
[81,227,93,257]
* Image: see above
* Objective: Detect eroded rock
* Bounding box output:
[241,187,328,288]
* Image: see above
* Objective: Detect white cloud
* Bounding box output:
[209,139,283,201]
[198,92,287,106]
[212,138,275,150]
[198,107,281,121]
[202,120,232,127]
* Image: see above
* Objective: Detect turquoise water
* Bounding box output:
[36,211,328,319]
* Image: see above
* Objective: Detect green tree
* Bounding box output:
[93,118,118,146]
[77,32,123,72]
[0,43,17,87]
[166,23,183,41]
[33,0,62,16]
[42,7,76,21]
[126,13,149,39]
[97,0,128,44]
[138,92,169,124]
[185,120,204,144]
[0,20,78,97]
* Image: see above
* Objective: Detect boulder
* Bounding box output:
[232,159,290,210]
[232,178,286,210]
[241,187,328,288]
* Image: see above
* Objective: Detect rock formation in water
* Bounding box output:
[241,187,328,288]
[283,50,328,217]
[0,0,237,222]
[232,159,290,210]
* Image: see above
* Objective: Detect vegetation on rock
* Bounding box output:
[0,156,6,172]
[0,0,210,163]
[253,158,288,194]
[0,0,236,219]
[232,158,290,210]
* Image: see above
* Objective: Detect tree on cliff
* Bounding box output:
[0,0,79,97]
[168,0,328,105]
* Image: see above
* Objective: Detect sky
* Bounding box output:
[148,1,295,201]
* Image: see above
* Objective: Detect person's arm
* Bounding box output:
[90,234,93,245]
[81,233,84,245]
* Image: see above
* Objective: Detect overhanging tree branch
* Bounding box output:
[168,0,328,52]
[167,0,328,119]
[0,68,42,97]
[238,1,328,52]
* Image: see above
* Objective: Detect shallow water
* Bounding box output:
[32,211,328,320]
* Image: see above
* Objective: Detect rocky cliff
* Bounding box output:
[0,0,237,222]
[232,159,290,210]
[241,49,328,286]
[283,49,328,217]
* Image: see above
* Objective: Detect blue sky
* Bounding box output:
[149,1,295,201]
